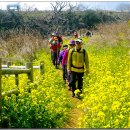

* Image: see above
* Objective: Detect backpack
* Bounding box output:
[51,39,61,51]
[57,36,63,43]
[70,48,86,69]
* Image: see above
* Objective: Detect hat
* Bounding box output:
[52,32,56,36]
[74,31,77,35]
[75,38,82,43]
[63,44,68,48]
[63,44,68,49]
[69,40,75,45]
[56,31,58,34]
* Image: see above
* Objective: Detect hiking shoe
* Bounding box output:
[77,92,81,98]
[56,66,59,69]
[77,92,83,99]
[68,87,71,91]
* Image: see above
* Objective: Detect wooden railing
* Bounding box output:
[0,58,44,115]
[2,61,44,83]
[2,62,33,84]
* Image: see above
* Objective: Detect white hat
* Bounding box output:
[75,39,82,43]
[52,32,56,36]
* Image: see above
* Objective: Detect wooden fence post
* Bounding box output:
[7,61,12,68]
[0,58,2,116]
[40,61,44,75]
[15,74,19,86]
[26,62,33,82]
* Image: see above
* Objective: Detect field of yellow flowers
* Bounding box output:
[1,50,72,128]
[1,35,130,128]
[78,39,130,128]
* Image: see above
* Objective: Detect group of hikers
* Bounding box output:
[49,31,89,98]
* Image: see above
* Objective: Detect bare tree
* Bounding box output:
[50,2,68,14]
[67,2,78,12]
[50,2,68,32]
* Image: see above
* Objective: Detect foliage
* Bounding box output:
[1,24,130,128]
[0,9,130,39]
[78,43,130,128]
[1,51,72,128]
[98,11,118,23]
[82,10,101,29]
[64,10,79,31]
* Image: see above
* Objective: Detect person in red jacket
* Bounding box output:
[50,37,60,68]
[49,32,56,62]
[56,31,63,45]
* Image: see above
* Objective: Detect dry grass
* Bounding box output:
[88,22,130,47]
[1,22,130,63]
[0,29,49,62]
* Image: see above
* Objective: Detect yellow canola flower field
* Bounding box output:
[78,43,130,128]
[1,36,130,128]
[1,50,72,128]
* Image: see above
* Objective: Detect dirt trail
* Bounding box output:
[57,68,83,128]
[63,86,83,128]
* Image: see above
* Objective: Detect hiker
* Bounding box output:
[54,31,63,62]
[49,32,56,62]
[56,31,63,45]
[67,38,89,97]
[58,44,68,65]
[49,36,61,68]
[86,31,93,37]
[74,31,78,39]
[62,40,76,90]
[58,44,68,83]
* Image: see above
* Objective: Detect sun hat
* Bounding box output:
[74,31,77,35]
[51,32,56,36]
[63,44,68,48]
[56,31,58,34]
[69,40,75,45]
[75,38,82,43]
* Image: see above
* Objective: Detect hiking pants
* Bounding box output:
[50,50,53,63]
[52,51,57,65]
[70,71,84,93]
[62,65,67,81]
[67,70,71,86]
[52,50,60,66]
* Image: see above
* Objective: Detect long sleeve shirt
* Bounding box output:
[58,50,65,65]
[62,49,69,66]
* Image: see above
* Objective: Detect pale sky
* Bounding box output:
[0,2,54,10]
[0,1,130,11]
